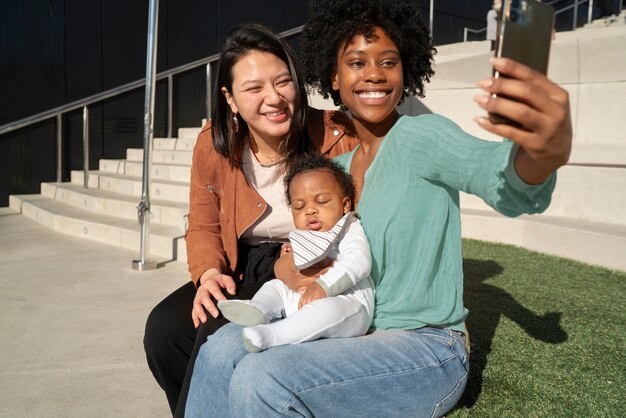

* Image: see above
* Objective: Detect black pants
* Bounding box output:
[143,243,281,417]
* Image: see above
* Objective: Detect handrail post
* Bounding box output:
[573,0,579,30]
[206,63,212,122]
[429,0,434,40]
[56,114,62,182]
[82,107,89,189]
[167,74,173,138]
[588,0,594,24]
[463,27,468,42]
[133,0,159,271]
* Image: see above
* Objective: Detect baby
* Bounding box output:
[218,154,374,352]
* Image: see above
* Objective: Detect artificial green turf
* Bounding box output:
[448,239,625,418]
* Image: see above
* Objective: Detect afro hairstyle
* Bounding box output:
[300,0,436,107]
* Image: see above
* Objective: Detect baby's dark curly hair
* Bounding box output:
[300,0,436,107]
[284,154,356,211]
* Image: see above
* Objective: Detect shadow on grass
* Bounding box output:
[459,258,568,408]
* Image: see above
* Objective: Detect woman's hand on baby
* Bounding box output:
[192,268,236,328]
[298,282,328,309]
[474,57,572,184]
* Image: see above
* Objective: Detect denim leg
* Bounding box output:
[229,327,469,418]
[185,323,248,418]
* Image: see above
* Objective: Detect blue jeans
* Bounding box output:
[186,323,469,418]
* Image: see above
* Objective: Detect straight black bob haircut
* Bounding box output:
[284,153,356,212]
[211,24,311,168]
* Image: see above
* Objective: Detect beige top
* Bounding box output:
[240,145,294,245]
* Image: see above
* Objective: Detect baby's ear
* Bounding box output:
[342,196,351,214]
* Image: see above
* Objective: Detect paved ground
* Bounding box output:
[0,209,188,417]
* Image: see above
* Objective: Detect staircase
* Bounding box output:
[8,127,202,264]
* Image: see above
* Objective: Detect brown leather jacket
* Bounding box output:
[185,108,358,283]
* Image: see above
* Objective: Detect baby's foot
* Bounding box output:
[217,300,267,326]
[241,325,276,353]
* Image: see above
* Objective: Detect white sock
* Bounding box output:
[241,325,277,353]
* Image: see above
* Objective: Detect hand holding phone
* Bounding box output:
[489,0,555,125]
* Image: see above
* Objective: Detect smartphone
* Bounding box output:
[489,0,555,125]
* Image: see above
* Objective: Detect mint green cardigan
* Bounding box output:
[335,114,555,331]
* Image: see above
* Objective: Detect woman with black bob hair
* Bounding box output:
[185,0,572,416]
[211,24,309,168]
[143,23,356,417]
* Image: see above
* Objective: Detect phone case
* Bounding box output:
[489,0,555,125]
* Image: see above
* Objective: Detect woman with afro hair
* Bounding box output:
[185,0,572,416]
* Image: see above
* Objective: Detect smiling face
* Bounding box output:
[288,169,351,231]
[222,51,296,146]
[332,27,404,127]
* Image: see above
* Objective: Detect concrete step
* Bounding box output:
[9,194,187,262]
[460,164,626,227]
[153,135,197,151]
[461,208,626,272]
[583,10,626,28]
[568,145,626,167]
[177,126,202,141]
[70,171,190,203]
[434,40,491,58]
[461,165,626,229]
[126,148,192,165]
[39,182,187,231]
[428,25,626,84]
[99,159,191,183]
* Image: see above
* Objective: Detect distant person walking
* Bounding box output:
[486,1,502,50]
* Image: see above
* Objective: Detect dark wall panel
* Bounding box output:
[167,0,217,67]
[216,0,289,39]
[0,123,56,206]
[0,0,66,123]
[174,68,208,129]
[65,0,103,101]
[0,0,65,205]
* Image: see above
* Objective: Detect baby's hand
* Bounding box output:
[298,282,327,309]
[280,243,292,257]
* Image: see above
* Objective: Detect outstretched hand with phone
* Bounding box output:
[474,57,572,185]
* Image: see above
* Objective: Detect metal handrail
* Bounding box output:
[463,27,487,43]
[462,0,594,43]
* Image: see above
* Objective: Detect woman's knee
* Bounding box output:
[145,303,178,350]
[230,350,319,417]
[229,351,292,409]
[229,355,271,411]
[196,323,249,368]
[143,284,196,355]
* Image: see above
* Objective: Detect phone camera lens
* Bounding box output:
[510,10,519,22]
